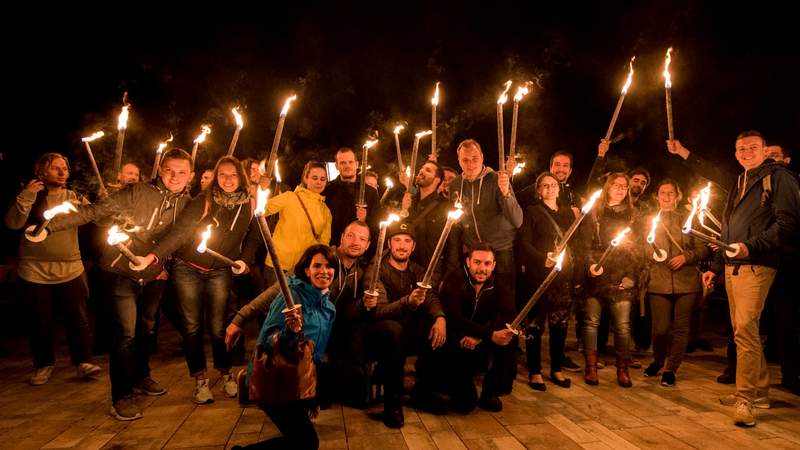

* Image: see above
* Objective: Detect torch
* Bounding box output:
[113,104,130,175]
[357,139,379,208]
[647,211,668,262]
[507,250,566,334]
[107,225,143,270]
[604,57,635,140]
[509,82,532,162]
[24,201,78,242]
[663,47,674,141]
[81,131,108,198]
[682,188,740,257]
[497,80,512,172]
[273,159,284,194]
[697,182,722,236]
[589,226,632,276]
[393,124,405,171]
[150,134,174,181]
[380,178,394,204]
[365,213,401,305]
[191,125,211,166]
[253,187,301,331]
[197,224,247,274]
[227,107,244,156]
[547,189,603,264]
[406,130,432,195]
[512,161,526,180]
[417,207,464,289]
[263,94,297,179]
[431,82,440,158]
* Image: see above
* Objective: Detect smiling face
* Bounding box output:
[458,145,484,180]
[304,167,328,193]
[606,175,629,205]
[466,249,496,284]
[305,253,335,290]
[537,175,560,202]
[216,162,240,193]
[657,183,679,211]
[339,222,370,259]
[388,234,415,263]
[160,157,194,193]
[335,149,358,180]
[735,136,768,171]
[550,155,572,183]
[629,174,648,197]
[416,162,441,188]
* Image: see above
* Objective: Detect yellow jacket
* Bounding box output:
[265,186,332,270]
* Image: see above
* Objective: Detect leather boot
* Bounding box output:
[616,356,632,388]
[584,351,599,385]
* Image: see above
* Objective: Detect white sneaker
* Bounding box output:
[77,362,102,379]
[30,366,54,385]
[720,394,770,409]
[221,374,238,398]
[734,399,756,427]
[193,379,214,404]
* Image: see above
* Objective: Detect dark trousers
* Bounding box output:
[441,339,516,408]
[527,326,567,374]
[341,320,405,405]
[243,401,318,449]
[172,262,232,376]
[650,293,695,372]
[493,249,517,391]
[109,275,164,401]
[631,296,652,351]
[765,264,800,387]
[20,274,93,368]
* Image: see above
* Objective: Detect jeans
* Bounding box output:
[109,275,164,401]
[583,296,631,361]
[649,293,695,372]
[172,261,232,376]
[20,274,93,368]
[725,265,776,402]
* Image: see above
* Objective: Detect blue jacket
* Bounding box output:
[258,276,336,363]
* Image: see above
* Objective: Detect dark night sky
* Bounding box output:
[1,3,797,206]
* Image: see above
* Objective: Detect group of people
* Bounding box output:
[5,128,799,449]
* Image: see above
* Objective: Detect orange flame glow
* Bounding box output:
[497,80,513,105]
[193,125,211,145]
[255,187,271,217]
[81,131,105,142]
[232,107,244,129]
[621,57,636,94]
[663,47,673,89]
[554,249,566,271]
[610,227,632,246]
[431,82,440,106]
[647,211,661,244]
[513,82,532,102]
[582,190,603,215]
[43,201,78,220]
[197,224,212,253]
[280,95,297,116]
[117,105,130,130]
[106,225,130,246]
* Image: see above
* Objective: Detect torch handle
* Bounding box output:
[369,226,389,293]
[227,129,241,156]
[204,247,238,268]
[114,129,126,175]
[84,143,108,197]
[191,143,199,167]
[497,103,505,172]
[357,146,368,207]
[510,267,560,330]
[431,105,437,157]
[31,219,51,237]
[509,101,519,160]
[257,215,296,309]
[265,115,287,179]
[406,138,420,194]
[115,242,140,265]
[150,151,162,181]
[594,244,615,269]
[687,228,737,253]
[420,218,454,287]
[604,94,626,141]
[394,134,404,170]
[553,212,587,257]
[665,88,674,141]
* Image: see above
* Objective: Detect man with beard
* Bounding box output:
[438,166,458,197]
[401,161,451,278]
[438,243,517,413]
[117,162,141,186]
[362,220,447,423]
[323,147,380,248]
[628,168,652,214]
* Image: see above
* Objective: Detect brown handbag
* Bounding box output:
[248,332,317,403]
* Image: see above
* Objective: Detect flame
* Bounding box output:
[155,133,174,154]
[197,224,212,253]
[393,124,405,135]
[81,131,105,142]
[683,194,701,233]
[254,187,271,217]
[384,178,394,189]
[663,47,673,89]
[697,182,712,224]
[117,105,130,130]
[43,201,78,220]
[364,139,379,150]
[554,249,566,271]
[497,80,513,105]
[431,82,440,106]
[232,107,244,129]
[513,82,532,102]
[194,125,211,144]
[280,95,297,116]
[610,227,632,246]
[581,190,603,215]
[415,130,433,139]
[381,213,401,228]
[448,208,465,221]
[274,160,282,183]
[106,225,130,246]
[405,166,411,177]
[454,200,463,210]
[647,211,661,244]
[621,56,636,94]
[512,161,526,176]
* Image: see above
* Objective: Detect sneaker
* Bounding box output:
[720,394,770,409]
[629,359,642,369]
[734,399,756,427]
[29,366,54,386]
[133,377,167,396]
[221,374,238,398]
[660,371,676,387]
[644,362,662,377]
[77,362,102,379]
[562,356,582,372]
[194,379,214,404]
[110,395,143,421]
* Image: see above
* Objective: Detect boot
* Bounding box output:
[584,351,599,385]
[616,356,632,388]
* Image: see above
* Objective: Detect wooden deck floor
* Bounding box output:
[1,323,799,450]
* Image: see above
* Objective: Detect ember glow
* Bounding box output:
[647,211,661,244]
[43,201,78,220]
[232,107,244,129]
[554,249,566,271]
[582,190,603,214]
[610,227,632,247]
[381,213,401,228]
[497,80,513,104]
[384,178,393,189]
[663,47,673,89]
[81,131,105,142]
[447,208,465,221]
[513,82,531,102]
[431,82,440,106]
[280,95,297,116]
[393,124,405,135]
[683,194,702,234]
[117,105,130,130]
[106,225,130,246]
[194,125,211,144]
[254,187,270,217]
[512,161,526,176]
[197,224,212,253]
[415,130,432,139]
[364,138,379,150]
[621,56,636,94]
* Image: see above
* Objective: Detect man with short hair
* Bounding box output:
[365,170,379,191]
[117,162,141,186]
[767,145,791,166]
[402,161,451,275]
[438,243,517,413]
[323,147,380,247]
[438,166,458,196]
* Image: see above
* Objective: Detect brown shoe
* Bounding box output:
[584,351,599,385]
[616,357,632,388]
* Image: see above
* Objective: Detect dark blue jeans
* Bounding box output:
[109,275,164,401]
[583,296,632,361]
[172,261,232,376]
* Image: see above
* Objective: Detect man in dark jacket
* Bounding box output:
[695,131,800,427]
[323,147,380,248]
[45,149,194,421]
[439,243,517,413]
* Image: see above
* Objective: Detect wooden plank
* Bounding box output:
[462,435,526,449]
[506,423,583,449]
[446,413,510,440]
[429,430,467,450]
[164,407,239,448]
[346,433,409,450]
[577,421,640,450]
[545,414,599,444]
[612,426,695,450]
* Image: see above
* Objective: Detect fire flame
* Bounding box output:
[405,166,411,177]
[582,190,603,215]
[554,249,566,271]
[621,56,636,95]
[512,161,526,176]
[431,82,440,106]
[513,82,532,102]
[274,160,282,183]
[610,227,632,247]
[497,80,513,105]
[81,131,105,143]
[647,211,661,244]
[697,182,711,224]
[663,47,673,89]
[384,178,394,189]
[381,213,401,228]
[155,133,173,154]
[107,225,130,246]
[364,139,379,150]
[232,107,244,129]
[43,201,78,220]
[254,187,270,217]
[415,130,433,139]
[118,105,130,130]
[448,208,465,221]
[393,124,405,135]
[280,95,298,116]
[683,194,702,234]
[194,125,211,145]
[197,224,212,253]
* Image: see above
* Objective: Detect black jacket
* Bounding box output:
[407,191,452,276]
[439,269,510,342]
[323,177,380,246]
[518,201,577,287]
[362,255,444,322]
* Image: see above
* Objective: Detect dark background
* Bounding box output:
[1,2,797,254]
